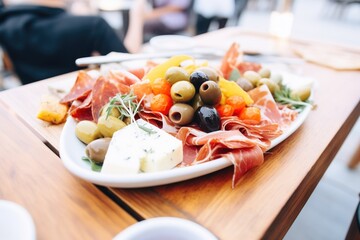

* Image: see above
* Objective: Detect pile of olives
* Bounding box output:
[238,68,283,95]
[165,66,221,132]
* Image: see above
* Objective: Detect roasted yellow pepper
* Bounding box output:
[143,55,193,83]
[218,77,254,106]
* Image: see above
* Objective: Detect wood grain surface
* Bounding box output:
[0,106,136,239]
[0,28,359,239]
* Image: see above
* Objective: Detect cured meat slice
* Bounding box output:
[177,128,268,162]
[176,126,267,187]
[221,116,281,143]
[91,76,131,122]
[277,104,298,126]
[60,71,96,104]
[220,42,240,79]
[138,110,179,135]
[236,62,262,74]
[248,85,283,123]
[248,85,298,128]
[108,69,141,85]
[69,93,93,121]
[221,146,264,188]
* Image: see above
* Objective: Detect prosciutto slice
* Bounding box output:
[138,109,179,135]
[108,69,141,85]
[222,146,264,188]
[175,126,268,187]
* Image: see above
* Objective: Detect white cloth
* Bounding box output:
[194,0,235,18]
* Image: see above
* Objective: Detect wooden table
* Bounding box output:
[0,28,359,239]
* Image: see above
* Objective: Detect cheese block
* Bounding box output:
[101,119,183,175]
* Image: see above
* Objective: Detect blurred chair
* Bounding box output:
[348,145,360,169]
[345,195,360,240]
[325,0,360,19]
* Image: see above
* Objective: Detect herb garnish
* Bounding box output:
[106,92,155,134]
[274,83,313,112]
[82,156,102,172]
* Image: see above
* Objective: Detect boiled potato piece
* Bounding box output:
[97,115,126,138]
[37,94,69,124]
[75,120,101,144]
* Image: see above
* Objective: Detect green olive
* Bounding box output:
[243,71,261,86]
[290,85,311,101]
[196,67,219,82]
[170,80,196,102]
[123,117,131,125]
[191,93,204,111]
[257,78,280,95]
[85,138,111,164]
[100,103,120,118]
[270,73,283,85]
[236,78,254,92]
[75,120,102,144]
[165,66,190,85]
[258,68,271,78]
[97,115,126,138]
[199,81,221,105]
[169,103,194,125]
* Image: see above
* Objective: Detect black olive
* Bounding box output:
[190,71,209,92]
[194,106,221,132]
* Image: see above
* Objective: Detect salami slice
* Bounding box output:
[60,71,96,104]
[69,93,93,121]
[91,77,131,122]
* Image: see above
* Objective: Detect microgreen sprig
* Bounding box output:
[106,92,155,134]
[274,84,313,112]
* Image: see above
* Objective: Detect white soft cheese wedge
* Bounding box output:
[101,119,183,175]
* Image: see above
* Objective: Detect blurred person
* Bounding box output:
[194,0,235,35]
[143,0,193,40]
[233,0,249,24]
[0,0,145,85]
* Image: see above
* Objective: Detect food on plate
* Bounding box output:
[169,103,195,126]
[97,115,126,138]
[101,119,183,174]
[171,80,196,102]
[85,138,111,164]
[53,42,314,188]
[165,66,190,84]
[194,106,221,132]
[199,81,222,105]
[37,94,69,124]
[75,120,101,144]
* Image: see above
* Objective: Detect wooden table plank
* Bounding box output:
[0,106,136,239]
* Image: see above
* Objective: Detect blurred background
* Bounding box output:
[0,0,359,239]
